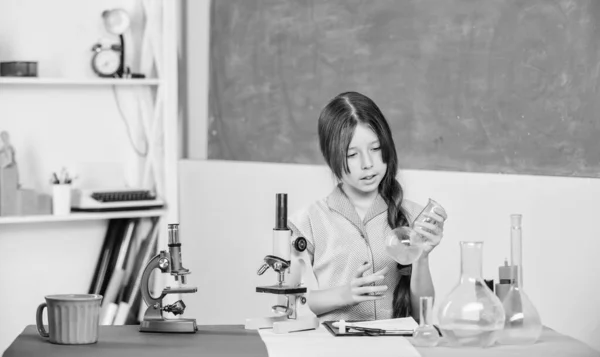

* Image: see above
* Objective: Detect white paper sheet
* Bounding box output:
[259,325,421,357]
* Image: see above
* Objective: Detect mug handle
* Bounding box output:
[36,302,49,338]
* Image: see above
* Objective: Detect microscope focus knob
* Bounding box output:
[158,258,170,270]
[293,237,307,252]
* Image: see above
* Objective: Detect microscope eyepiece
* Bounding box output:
[275,193,288,230]
[168,223,180,244]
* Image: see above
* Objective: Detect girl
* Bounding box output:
[288,91,447,322]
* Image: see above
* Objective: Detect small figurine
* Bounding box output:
[0,130,21,215]
[0,130,20,190]
[0,131,17,169]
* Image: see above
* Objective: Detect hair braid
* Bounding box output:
[379,172,412,318]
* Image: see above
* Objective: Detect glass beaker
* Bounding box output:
[497,214,543,345]
[385,198,446,265]
[437,241,505,348]
[412,296,440,347]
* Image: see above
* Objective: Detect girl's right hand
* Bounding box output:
[341,263,389,306]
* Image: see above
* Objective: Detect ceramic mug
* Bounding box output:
[36,294,102,344]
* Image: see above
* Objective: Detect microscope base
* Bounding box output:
[245,315,288,330]
[273,316,319,334]
[245,316,319,334]
[140,318,198,333]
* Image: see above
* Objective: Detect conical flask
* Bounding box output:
[497,214,542,345]
[437,241,505,348]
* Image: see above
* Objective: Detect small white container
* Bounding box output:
[52,184,72,215]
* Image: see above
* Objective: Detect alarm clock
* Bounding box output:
[91,42,123,78]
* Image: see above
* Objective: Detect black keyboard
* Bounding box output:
[91,190,156,203]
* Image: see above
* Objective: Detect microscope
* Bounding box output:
[245,193,320,333]
[139,223,198,333]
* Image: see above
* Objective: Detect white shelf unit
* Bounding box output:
[0,209,166,225]
[0,77,162,86]
[0,1,179,228]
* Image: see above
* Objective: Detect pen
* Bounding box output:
[346,326,412,336]
[350,326,386,336]
[50,169,75,184]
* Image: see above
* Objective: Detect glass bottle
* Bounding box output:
[412,296,440,347]
[385,198,446,265]
[437,241,505,348]
[497,214,543,345]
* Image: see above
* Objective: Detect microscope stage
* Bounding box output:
[256,285,307,295]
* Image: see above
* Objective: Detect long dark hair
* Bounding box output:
[317,91,412,318]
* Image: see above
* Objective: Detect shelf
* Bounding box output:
[0,209,166,225]
[0,77,161,86]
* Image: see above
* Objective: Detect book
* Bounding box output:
[99,219,139,325]
[113,217,160,325]
[89,220,119,295]
[98,219,130,297]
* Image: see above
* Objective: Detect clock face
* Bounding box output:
[92,50,120,77]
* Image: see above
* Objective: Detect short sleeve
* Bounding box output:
[288,208,315,265]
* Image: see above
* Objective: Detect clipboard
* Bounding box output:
[323,320,414,337]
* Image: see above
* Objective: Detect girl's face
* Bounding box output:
[340,123,387,196]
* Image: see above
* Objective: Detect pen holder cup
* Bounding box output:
[52,184,72,215]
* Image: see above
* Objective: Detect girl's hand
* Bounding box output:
[341,263,389,306]
[414,208,447,255]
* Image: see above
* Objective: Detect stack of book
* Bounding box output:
[88,217,160,325]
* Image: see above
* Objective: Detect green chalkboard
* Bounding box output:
[208,0,600,178]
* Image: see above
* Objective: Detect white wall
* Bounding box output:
[0,0,151,353]
[179,159,600,352]
[182,0,210,159]
[183,0,210,160]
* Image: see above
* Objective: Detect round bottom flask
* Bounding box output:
[385,227,423,265]
[497,215,543,345]
[412,296,440,347]
[437,241,505,348]
[497,286,542,344]
[385,198,447,266]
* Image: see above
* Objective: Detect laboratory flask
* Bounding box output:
[497,214,542,345]
[437,241,505,348]
[385,198,446,265]
[412,296,440,347]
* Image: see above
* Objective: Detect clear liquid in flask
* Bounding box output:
[439,324,500,348]
[385,227,423,265]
